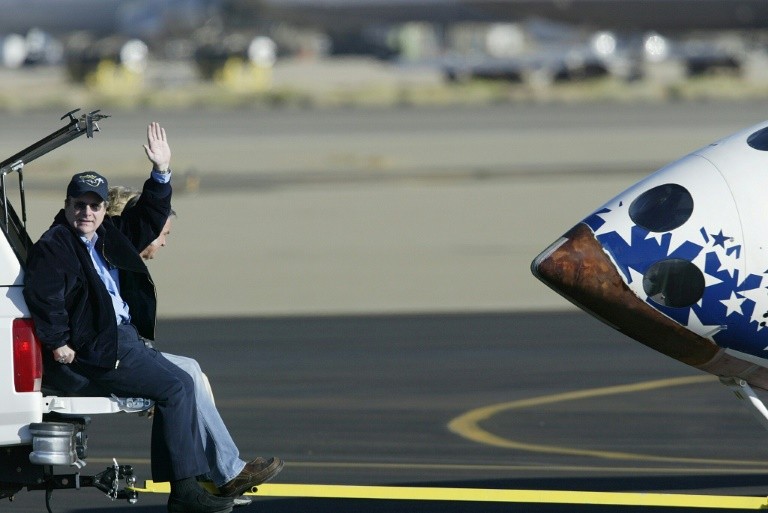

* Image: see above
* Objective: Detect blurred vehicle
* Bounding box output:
[440,20,624,85]
[2,0,768,84]
[250,0,768,84]
[0,0,195,66]
[0,0,275,83]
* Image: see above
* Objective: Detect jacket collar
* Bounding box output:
[51,210,148,275]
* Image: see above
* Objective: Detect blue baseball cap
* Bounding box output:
[67,171,109,202]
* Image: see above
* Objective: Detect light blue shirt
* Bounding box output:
[82,233,131,325]
[82,169,171,325]
[151,168,171,184]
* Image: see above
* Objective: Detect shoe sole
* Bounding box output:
[233,496,253,507]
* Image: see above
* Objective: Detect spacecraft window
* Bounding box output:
[629,184,693,232]
[747,127,768,150]
[643,259,705,308]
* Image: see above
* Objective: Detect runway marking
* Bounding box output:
[448,375,768,466]
[117,375,768,508]
[132,481,768,509]
[107,375,768,510]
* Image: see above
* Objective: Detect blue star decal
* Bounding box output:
[710,230,730,248]
[583,208,768,357]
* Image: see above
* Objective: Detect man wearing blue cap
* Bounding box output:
[23,123,278,513]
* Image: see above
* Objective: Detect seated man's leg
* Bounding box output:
[163,353,215,403]
[160,352,283,498]
[162,352,246,486]
[74,327,208,482]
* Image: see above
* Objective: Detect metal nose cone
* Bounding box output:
[531,223,719,368]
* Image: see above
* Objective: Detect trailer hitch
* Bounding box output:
[28,458,137,513]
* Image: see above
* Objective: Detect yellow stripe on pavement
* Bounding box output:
[131,481,768,509]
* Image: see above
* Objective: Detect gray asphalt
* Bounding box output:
[6,102,768,512]
[8,313,768,513]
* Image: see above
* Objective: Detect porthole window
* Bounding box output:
[747,127,768,151]
[643,259,705,308]
[629,184,693,233]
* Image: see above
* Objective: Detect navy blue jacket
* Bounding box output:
[24,177,171,369]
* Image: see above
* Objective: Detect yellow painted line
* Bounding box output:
[131,481,768,509]
[124,376,768,509]
[448,375,768,466]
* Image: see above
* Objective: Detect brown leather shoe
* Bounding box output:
[218,457,283,498]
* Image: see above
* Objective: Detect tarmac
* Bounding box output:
[10,312,768,513]
[8,99,768,513]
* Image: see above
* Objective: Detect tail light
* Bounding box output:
[13,318,42,393]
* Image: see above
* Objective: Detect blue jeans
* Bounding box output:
[44,334,246,485]
[162,353,246,486]
[73,325,209,482]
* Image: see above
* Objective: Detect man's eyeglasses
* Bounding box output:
[71,201,105,212]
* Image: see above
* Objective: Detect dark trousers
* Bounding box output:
[73,324,209,481]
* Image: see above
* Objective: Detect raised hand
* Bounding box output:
[142,122,171,172]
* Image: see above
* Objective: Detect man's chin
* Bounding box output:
[75,224,94,236]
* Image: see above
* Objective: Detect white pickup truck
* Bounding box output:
[0,110,152,512]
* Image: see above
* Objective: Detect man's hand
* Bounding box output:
[142,122,171,172]
[53,345,75,365]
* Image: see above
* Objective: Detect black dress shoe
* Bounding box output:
[168,481,234,513]
[218,457,283,498]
